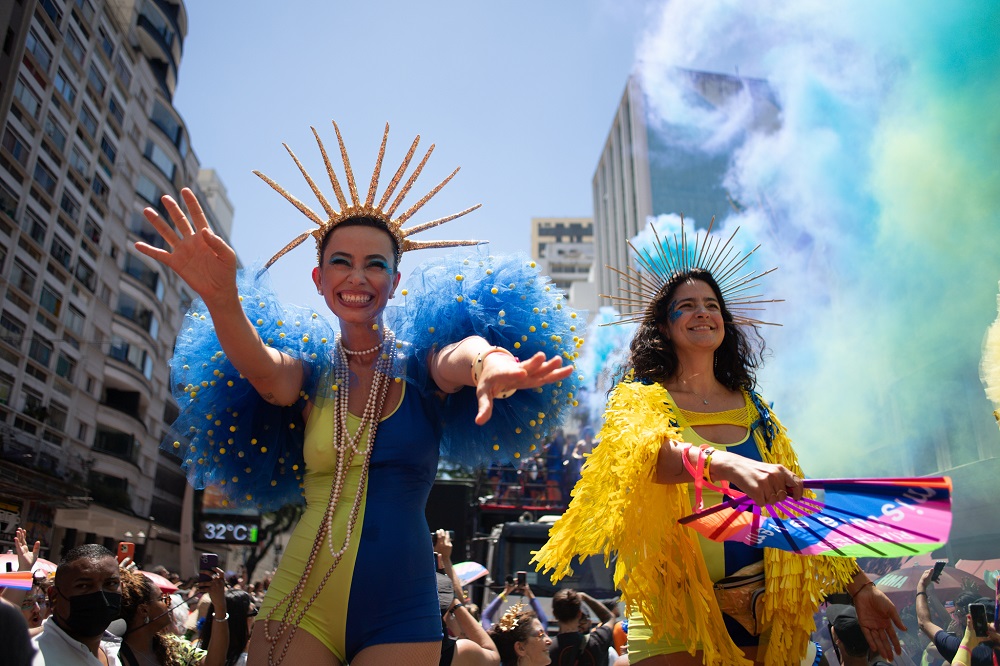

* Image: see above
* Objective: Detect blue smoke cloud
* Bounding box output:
[635,0,1000,480]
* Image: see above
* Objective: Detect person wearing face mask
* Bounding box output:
[32,543,123,666]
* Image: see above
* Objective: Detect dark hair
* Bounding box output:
[551,588,581,622]
[318,216,400,268]
[488,609,538,665]
[627,269,764,390]
[55,544,114,585]
[200,589,253,666]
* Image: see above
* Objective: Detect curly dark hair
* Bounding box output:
[119,569,185,666]
[627,269,765,390]
[488,609,539,665]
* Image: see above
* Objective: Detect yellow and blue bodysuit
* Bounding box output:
[162,253,584,661]
[532,378,860,666]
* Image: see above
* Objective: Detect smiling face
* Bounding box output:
[311,224,401,325]
[515,618,553,665]
[657,278,725,354]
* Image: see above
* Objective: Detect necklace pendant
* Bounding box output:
[703,399,709,405]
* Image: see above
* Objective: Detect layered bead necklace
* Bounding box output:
[264,326,396,665]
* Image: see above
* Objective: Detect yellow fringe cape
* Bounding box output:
[532,380,859,666]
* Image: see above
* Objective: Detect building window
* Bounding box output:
[143,140,176,180]
[49,402,69,431]
[62,304,85,336]
[108,95,125,126]
[90,175,108,202]
[116,292,155,332]
[59,191,80,221]
[43,116,68,152]
[84,217,102,244]
[113,55,132,89]
[69,147,88,174]
[13,77,41,119]
[87,63,106,98]
[139,0,175,48]
[150,100,183,145]
[99,135,117,164]
[64,28,86,65]
[21,209,47,245]
[135,174,162,205]
[51,236,73,269]
[123,254,160,294]
[33,161,57,196]
[0,371,13,405]
[55,353,76,382]
[74,259,96,291]
[1,127,30,167]
[39,285,62,317]
[0,311,25,347]
[97,26,113,59]
[54,69,77,105]
[25,29,53,71]
[28,336,54,367]
[78,105,98,138]
[10,261,37,295]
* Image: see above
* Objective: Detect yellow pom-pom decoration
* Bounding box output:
[491,287,498,295]
[455,274,464,281]
[401,289,408,295]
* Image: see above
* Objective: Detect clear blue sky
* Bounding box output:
[172,1,654,309]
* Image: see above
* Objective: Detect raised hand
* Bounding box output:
[854,583,906,660]
[474,351,574,425]
[134,188,239,308]
[14,527,39,572]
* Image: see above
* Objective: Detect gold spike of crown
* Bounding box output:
[496,602,526,632]
[603,215,782,327]
[254,122,484,269]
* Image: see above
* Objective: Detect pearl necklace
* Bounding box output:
[340,339,382,356]
[263,327,396,665]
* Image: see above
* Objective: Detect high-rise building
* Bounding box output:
[0,0,233,569]
[592,72,779,300]
[529,216,595,312]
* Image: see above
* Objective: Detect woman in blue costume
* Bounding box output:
[533,222,904,666]
[136,124,582,666]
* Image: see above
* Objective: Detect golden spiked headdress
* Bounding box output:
[254,122,483,269]
[496,603,526,632]
[603,216,781,327]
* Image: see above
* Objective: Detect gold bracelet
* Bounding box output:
[471,347,517,399]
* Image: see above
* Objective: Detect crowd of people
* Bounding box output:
[483,427,597,507]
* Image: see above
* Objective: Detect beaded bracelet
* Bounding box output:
[703,446,716,484]
[212,612,230,623]
[471,347,517,399]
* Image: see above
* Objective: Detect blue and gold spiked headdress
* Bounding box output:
[604,216,781,327]
[254,122,483,269]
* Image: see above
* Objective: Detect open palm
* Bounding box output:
[135,187,239,306]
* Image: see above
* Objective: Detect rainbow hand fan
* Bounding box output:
[678,477,952,557]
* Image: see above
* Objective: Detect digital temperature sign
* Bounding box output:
[194,487,261,545]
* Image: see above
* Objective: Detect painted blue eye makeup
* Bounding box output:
[367,260,389,271]
[668,300,683,322]
[328,256,351,267]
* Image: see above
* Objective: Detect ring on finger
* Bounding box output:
[777,489,788,500]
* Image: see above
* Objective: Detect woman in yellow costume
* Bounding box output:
[533,221,905,665]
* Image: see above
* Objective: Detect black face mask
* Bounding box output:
[57,588,122,637]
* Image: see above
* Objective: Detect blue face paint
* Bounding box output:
[667,300,683,323]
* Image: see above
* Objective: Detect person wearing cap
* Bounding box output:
[827,605,893,666]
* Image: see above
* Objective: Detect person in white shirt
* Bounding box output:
[32,544,123,666]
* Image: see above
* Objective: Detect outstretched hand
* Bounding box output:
[474,351,574,425]
[135,188,238,307]
[854,584,906,660]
